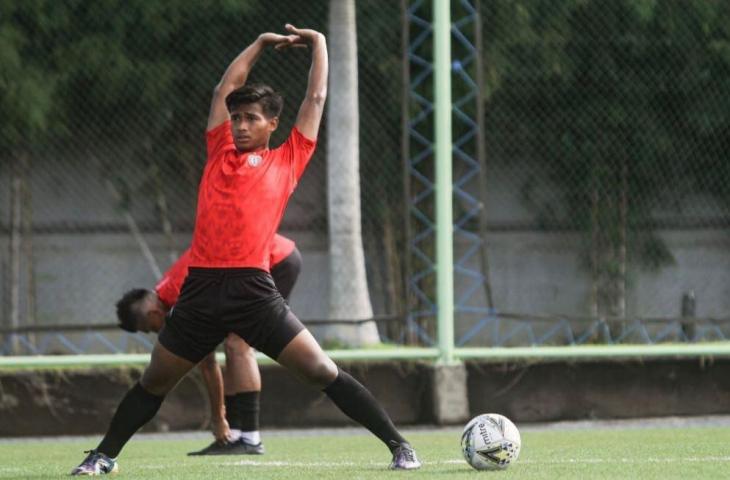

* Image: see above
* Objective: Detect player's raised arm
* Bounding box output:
[207,33,296,131]
[286,24,328,140]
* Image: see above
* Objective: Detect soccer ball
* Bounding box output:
[460,413,521,470]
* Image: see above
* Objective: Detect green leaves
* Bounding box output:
[485,0,730,245]
[0,18,55,146]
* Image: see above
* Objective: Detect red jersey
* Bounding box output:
[188,120,316,270]
[270,234,296,265]
[156,234,296,308]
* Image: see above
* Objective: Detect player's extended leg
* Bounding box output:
[70,341,196,475]
[275,328,421,470]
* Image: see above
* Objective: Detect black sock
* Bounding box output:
[323,369,407,452]
[225,395,239,430]
[230,391,260,432]
[96,383,164,458]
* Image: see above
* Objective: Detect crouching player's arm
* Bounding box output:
[198,352,231,443]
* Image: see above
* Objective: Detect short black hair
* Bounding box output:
[225,83,283,118]
[115,288,151,333]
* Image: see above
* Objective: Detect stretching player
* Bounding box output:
[115,234,301,455]
[71,25,420,475]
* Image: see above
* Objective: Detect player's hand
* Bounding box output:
[211,417,231,443]
[258,32,298,49]
[283,24,325,47]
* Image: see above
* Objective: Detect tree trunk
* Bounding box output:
[617,157,628,319]
[20,153,36,347]
[9,154,23,353]
[382,212,403,341]
[150,158,178,265]
[399,0,417,344]
[325,0,380,346]
[474,0,494,310]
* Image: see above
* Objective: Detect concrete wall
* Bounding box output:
[466,358,730,422]
[1,157,728,341]
[1,358,729,436]
[1,227,728,344]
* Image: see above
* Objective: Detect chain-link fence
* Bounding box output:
[0,0,405,354]
[495,0,730,345]
[435,0,730,346]
[1,0,729,354]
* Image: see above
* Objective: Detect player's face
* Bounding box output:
[135,296,166,334]
[230,102,278,152]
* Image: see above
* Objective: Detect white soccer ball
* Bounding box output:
[461,413,521,470]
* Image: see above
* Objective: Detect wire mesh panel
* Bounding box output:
[0,0,407,353]
[473,0,730,344]
[1,0,729,354]
[401,0,730,347]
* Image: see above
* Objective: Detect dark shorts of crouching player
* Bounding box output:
[71,24,420,476]
[114,235,301,456]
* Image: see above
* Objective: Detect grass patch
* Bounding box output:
[1,426,729,479]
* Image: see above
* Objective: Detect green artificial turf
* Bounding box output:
[1,425,729,479]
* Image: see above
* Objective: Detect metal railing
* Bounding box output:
[3,313,729,356]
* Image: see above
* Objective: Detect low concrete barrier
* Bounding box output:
[0,357,728,436]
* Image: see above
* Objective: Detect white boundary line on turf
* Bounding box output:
[518,456,730,465]
[212,456,730,468]
[4,456,730,475]
[0,467,24,473]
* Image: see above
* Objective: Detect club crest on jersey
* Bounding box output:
[248,154,262,167]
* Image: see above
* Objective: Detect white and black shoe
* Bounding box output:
[389,442,421,470]
[70,450,119,476]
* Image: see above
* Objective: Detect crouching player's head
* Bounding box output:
[115,289,168,334]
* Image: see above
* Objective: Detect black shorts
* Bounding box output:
[158,267,305,363]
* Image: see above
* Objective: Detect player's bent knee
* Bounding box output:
[141,342,196,396]
[301,357,338,388]
[140,369,178,396]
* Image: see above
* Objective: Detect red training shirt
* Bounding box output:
[188,120,316,270]
[156,234,296,308]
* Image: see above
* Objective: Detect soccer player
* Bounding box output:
[115,233,302,456]
[71,25,420,475]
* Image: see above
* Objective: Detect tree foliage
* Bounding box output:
[483,0,730,212]
[479,0,730,314]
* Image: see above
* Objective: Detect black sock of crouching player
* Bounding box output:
[96,383,164,458]
[224,395,240,430]
[323,369,407,452]
[231,391,260,432]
